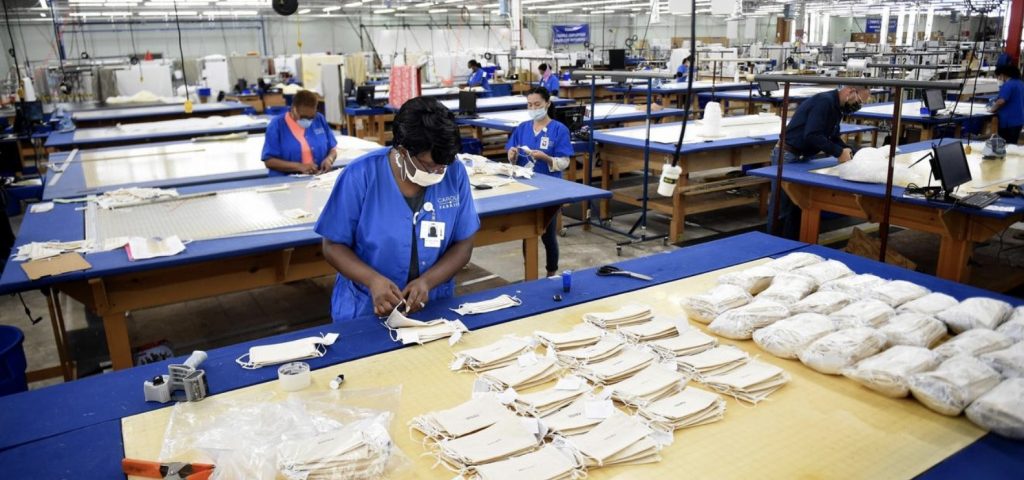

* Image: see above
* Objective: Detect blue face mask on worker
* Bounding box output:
[528,104,549,121]
[293,110,314,128]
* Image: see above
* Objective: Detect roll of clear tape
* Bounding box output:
[278,361,311,391]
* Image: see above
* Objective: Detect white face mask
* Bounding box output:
[235,333,339,369]
[528,106,548,121]
[451,294,522,315]
[395,148,445,187]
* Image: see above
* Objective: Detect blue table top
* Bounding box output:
[456,106,686,133]
[0,169,611,295]
[850,101,994,125]
[0,231,1020,477]
[69,102,247,123]
[342,105,392,116]
[44,122,270,150]
[593,121,875,155]
[605,82,752,95]
[747,139,1024,219]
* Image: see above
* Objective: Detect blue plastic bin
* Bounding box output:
[0,325,28,396]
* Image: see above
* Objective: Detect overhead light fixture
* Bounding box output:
[548,8,572,13]
[139,10,198,15]
[323,6,341,11]
[40,13,46,17]
[592,9,612,13]
[343,1,363,6]
[103,11,133,16]
[428,8,448,12]
[374,8,396,13]
[396,5,409,9]
[298,8,310,13]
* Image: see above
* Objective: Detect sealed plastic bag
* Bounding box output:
[933,329,1013,360]
[965,378,1024,439]
[980,342,1024,378]
[716,265,777,295]
[870,280,930,307]
[753,313,836,359]
[897,292,959,316]
[756,273,817,306]
[792,259,854,286]
[841,346,942,398]
[879,313,947,348]
[682,285,752,324]
[908,355,1001,416]
[818,274,885,297]
[763,252,824,271]
[789,291,854,315]
[830,299,895,329]
[936,297,1013,333]
[997,307,1024,342]
[707,300,790,340]
[798,328,888,375]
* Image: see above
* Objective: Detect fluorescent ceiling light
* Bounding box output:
[374,8,396,13]
[444,0,464,3]
[591,9,612,13]
[103,11,132,15]
[548,8,573,13]
[298,8,310,13]
[396,5,408,9]
[414,1,433,6]
[464,5,477,9]
[323,6,341,11]
[428,8,448,12]
[139,10,197,15]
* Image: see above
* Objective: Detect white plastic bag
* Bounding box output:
[965,378,1024,439]
[756,273,817,306]
[997,307,1024,342]
[792,259,854,286]
[897,292,959,316]
[818,274,885,297]
[683,284,752,324]
[841,346,942,398]
[789,291,853,315]
[908,355,1001,416]
[979,342,1024,378]
[753,313,836,359]
[798,328,888,375]
[763,252,824,272]
[933,329,1013,361]
[830,299,895,329]
[870,280,930,307]
[716,265,777,295]
[935,297,1013,333]
[879,313,947,348]
[707,301,790,340]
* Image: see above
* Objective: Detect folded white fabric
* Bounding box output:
[437,417,542,470]
[708,300,790,340]
[980,342,1024,378]
[702,360,790,404]
[617,319,680,343]
[818,274,886,297]
[897,293,960,316]
[909,355,1002,416]
[583,304,653,328]
[841,345,942,398]
[683,285,752,324]
[384,306,468,345]
[965,378,1024,439]
[638,387,726,430]
[451,294,522,316]
[576,348,655,384]
[755,273,817,306]
[763,252,824,271]
[716,265,777,295]
[789,291,854,315]
[935,297,1013,333]
[792,259,854,286]
[480,356,561,391]
[647,327,718,359]
[798,327,888,375]
[410,396,518,441]
[997,312,1024,343]
[869,280,930,307]
[472,444,581,480]
[933,329,1014,361]
[452,336,536,372]
[676,345,749,380]
[608,364,687,408]
[541,396,604,436]
[93,187,179,209]
[879,313,947,348]
[562,412,660,468]
[535,324,604,351]
[830,299,895,329]
[277,422,393,480]
[753,313,836,359]
[512,378,592,417]
[555,336,625,367]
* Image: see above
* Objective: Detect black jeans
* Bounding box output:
[766,147,803,241]
[541,211,559,274]
[998,125,1022,145]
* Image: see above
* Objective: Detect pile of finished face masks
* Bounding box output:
[480,354,562,391]
[716,265,778,295]
[702,360,790,405]
[451,336,537,372]
[707,300,790,340]
[607,363,687,408]
[511,376,592,417]
[675,345,749,381]
[410,396,518,442]
[556,411,662,468]
[554,336,625,367]
[638,386,726,430]
[617,318,683,344]
[841,346,942,398]
[470,444,582,480]
[908,355,1002,416]
[752,313,836,360]
[582,304,653,328]
[276,421,393,480]
[540,395,607,436]
[535,324,605,350]
[435,417,545,472]
[575,347,655,385]
[384,303,468,345]
[646,326,718,360]
[683,284,752,324]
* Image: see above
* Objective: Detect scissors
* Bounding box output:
[597,265,652,281]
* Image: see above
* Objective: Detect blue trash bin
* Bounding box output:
[0,325,28,396]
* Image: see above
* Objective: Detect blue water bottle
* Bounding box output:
[562,270,572,293]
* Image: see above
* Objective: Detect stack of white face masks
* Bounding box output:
[646,327,718,360]
[384,305,468,345]
[702,360,790,405]
[617,319,680,344]
[683,285,752,324]
[675,345,749,381]
[540,396,606,436]
[451,336,536,372]
[755,273,817,306]
[450,294,522,316]
[789,291,854,315]
[708,300,790,340]
[410,396,517,442]
[639,387,726,430]
[276,421,393,480]
[752,313,837,359]
[480,355,561,392]
[535,324,604,351]
[93,187,179,209]
[576,348,655,385]
[559,411,661,468]
[798,327,888,375]
[841,346,942,398]
[869,280,930,308]
[980,342,1024,378]
[436,417,543,472]
[936,297,1013,333]
[965,378,1024,439]
[583,304,654,329]
[235,333,340,369]
[818,273,886,297]
[909,355,1002,416]
[13,240,92,262]
[830,299,895,329]
[791,259,854,286]
[879,313,947,348]
[555,336,625,367]
[512,376,592,417]
[608,364,686,408]
[762,252,824,271]
[998,307,1024,342]
[471,444,583,480]
[897,292,960,317]
[716,265,778,295]
[933,329,1014,361]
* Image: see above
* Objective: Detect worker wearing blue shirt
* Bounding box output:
[538,63,559,95]
[768,85,871,240]
[990,64,1024,144]
[315,96,479,319]
[467,60,490,90]
[262,90,338,176]
[506,87,574,277]
[675,56,693,83]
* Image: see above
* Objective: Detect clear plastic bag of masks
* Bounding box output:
[159,386,410,480]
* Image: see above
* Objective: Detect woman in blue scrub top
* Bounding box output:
[506,87,573,277]
[467,60,490,90]
[675,56,693,83]
[990,65,1024,144]
[315,96,479,319]
[261,90,338,176]
[538,63,559,95]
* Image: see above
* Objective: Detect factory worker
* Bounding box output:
[316,96,479,319]
[261,90,337,176]
[505,87,573,277]
[538,63,559,95]
[467,60,490,90]
[675,56,694,82]
[990,64,1024,144]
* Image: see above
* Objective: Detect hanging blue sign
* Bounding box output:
[553,24,590,45]
[865,18,899,34]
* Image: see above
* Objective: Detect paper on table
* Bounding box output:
[20,252,92,280]
[126,235,186,261]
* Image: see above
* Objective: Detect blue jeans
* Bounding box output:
[766,147,803,240]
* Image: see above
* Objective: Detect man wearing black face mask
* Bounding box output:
[767,85,871,240]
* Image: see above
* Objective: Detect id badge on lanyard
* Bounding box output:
[417,202,445,248]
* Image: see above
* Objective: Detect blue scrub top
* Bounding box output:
[676,65,691,83]
[505,119,573,178]
[540,74,559,95]
[997,78,1024,128]
[468,69,490,89]
[314,148,481,321]
[261,112,338,176]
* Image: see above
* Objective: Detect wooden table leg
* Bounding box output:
[800,208,822,244]
[936,237,973,282]
[523,236,539,281]
[102,311,134,370]
[44,288,73,381]
[921,127,933,141]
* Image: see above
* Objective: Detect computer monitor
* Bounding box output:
[923,89,946,115]
[458,91,477,117]
[608,49,626,70]
[575,59,586,68]
[930,141,972,194]
[343,78,355,97]
[356,85,376,107]
[14,101,43,134]
[553,105,586,138]
[757,80,779,97]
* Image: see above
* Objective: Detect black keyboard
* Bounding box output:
[958,191,1000,209]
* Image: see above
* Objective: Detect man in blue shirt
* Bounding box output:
[467,60,490,90]
[767,85,871,240]
[990,64,1024,144]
